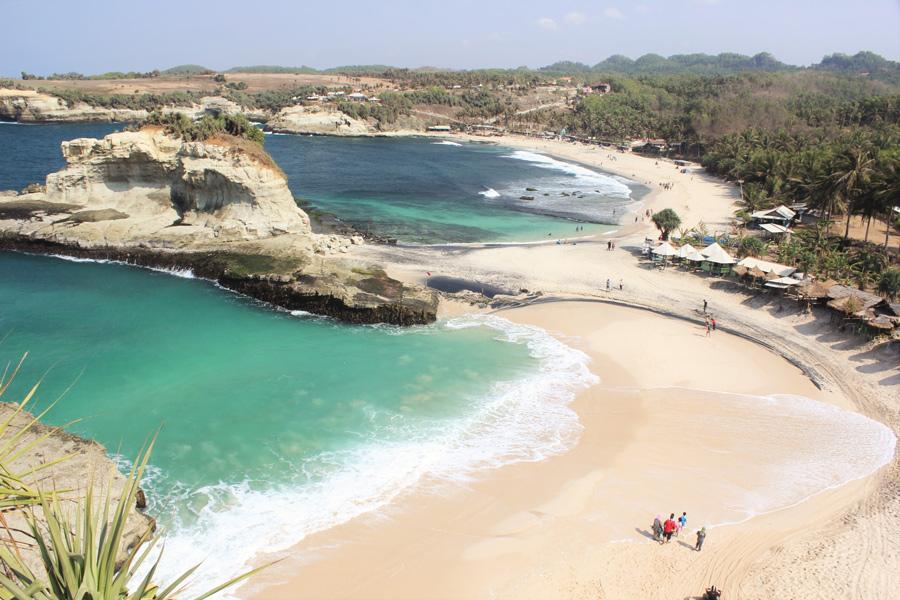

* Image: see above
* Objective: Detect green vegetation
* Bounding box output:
[542,52,791,76]
[0,436,266,600]
[161,64,214,75]
[652,208,681,240]
[878,268,900,300]
[142,111,264,144]
[43,89,204,111]
[0,355,70,510]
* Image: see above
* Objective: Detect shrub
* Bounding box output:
[651,208,681,240]
[877,268,900,300]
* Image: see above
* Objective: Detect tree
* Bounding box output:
[651,208,681,240]
[820,149,874,242]
[738,235,767,257]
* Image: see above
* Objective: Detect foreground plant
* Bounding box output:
[0,354,72,510]
[0,436,267,599]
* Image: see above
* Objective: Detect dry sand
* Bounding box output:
[240,135,898,599]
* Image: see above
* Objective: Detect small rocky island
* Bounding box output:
[0,119,436,325]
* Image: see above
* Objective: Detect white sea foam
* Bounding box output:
[504,150,632,198]
[48,254,195,278]
[150,314,597,596]
[433,140,462,146]
[479,187,501,199]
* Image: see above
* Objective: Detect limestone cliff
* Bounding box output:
[0,128,437,325]
[267,105,372,135]
[0,89,245,123]
[5,128,310,246]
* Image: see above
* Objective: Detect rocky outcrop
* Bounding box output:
[0,128,437,325]
[5,128,310,246]
[0,89,245,123]
[267,105,372,135]
[0,402,154,577]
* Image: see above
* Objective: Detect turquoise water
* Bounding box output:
[0,123,639,244]
[264,134,636,243]
[0,252,594,587]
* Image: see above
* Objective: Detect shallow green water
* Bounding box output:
[0,252,592,587]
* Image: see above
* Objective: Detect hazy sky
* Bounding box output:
[2,0,898,75]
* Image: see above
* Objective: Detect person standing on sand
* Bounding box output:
[703,299,708,313]
[652,515,664,542]
[606,278,611,291]
[678,512,687,536]
[711,317,717,332]
[663,514,677,543]
[705,317,711,337]
[695,527,707,551]
[619,279,623,290]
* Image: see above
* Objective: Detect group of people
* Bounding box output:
[606,240,617,250]
[705,314,717,337]
[606,278,623,291]
[652,512,707,551]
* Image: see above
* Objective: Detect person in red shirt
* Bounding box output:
[663,513,677,543]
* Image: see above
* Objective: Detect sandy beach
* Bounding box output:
[240,134,898,599]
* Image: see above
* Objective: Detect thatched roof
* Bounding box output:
[798,279,837,300]
[827,285,884,311]
[748,266,767,279]
[732,264,748,277]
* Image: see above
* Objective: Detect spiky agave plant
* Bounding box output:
[0,436,268,599]
[0,354,74,511]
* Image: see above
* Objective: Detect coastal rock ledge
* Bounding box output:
[0,129,437,325]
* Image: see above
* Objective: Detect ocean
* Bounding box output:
[0,252,595,590]
[0,122,641,244]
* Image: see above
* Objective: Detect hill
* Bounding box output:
[162,64,213,75]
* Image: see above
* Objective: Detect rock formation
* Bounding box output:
[5,128,310,246]
[0,89,246,123]
[0,128,437,325]
[0,402,154,577]
[267,105,371,135]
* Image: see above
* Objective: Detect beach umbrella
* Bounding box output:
[676,243,697,259]
[686,249,706,262]
[700,242,735,265]
[652,242,678,257]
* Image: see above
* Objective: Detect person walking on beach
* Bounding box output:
[606,278,611,291]
[711,317,717,332]
[705,316,711,337]
[695,526,707,551]
[703,299,708,313]
[619,278,623,291]
[652,515,664,542]
[678,512,687,536]
[663,514,677,543]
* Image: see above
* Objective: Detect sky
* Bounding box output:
[1,0,898,76]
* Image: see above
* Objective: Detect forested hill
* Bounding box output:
[539,51,899,80]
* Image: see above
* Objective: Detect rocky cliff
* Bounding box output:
[0,402,154,578]
[0,89,246,123]
[7,128,310,246]
[267,105,372,135]
[0,128,437,324]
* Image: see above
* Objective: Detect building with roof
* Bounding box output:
[750,205,796,228]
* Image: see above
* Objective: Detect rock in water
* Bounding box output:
[28,128,310,245]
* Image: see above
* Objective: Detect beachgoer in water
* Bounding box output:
[663,514,677,543]
[695,526,707,551]
[678,512,687,535]
[652,515,664,542]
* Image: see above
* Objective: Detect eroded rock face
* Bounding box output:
[0,89,245,123]
[22,128,310,245]
[267,105,371,135]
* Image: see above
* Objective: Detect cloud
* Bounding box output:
[537,17,559,31]
[635,4,650,14]
[564,11,587,25]
[603,7,624,19]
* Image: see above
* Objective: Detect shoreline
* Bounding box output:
[243,299,894,599]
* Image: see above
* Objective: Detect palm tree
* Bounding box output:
[815,148,874,242]
[871,158,899,250]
